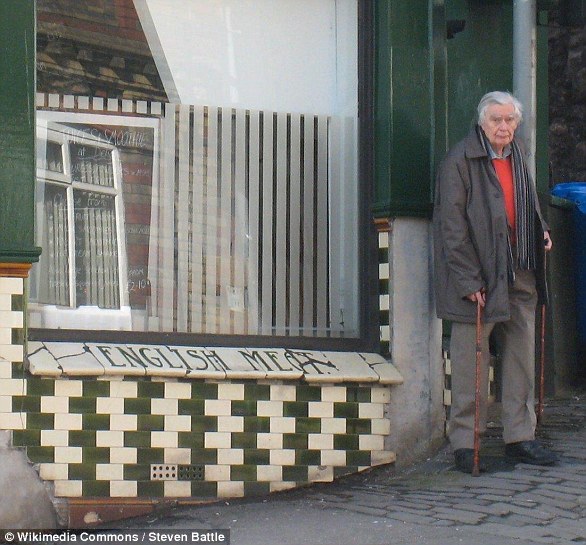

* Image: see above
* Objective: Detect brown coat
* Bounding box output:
[433,127,548,323]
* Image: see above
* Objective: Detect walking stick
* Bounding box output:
[473,299,483,477]
[537,253,547,426]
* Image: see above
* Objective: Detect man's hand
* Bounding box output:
[544,231,552,252]
[465,290,486,308]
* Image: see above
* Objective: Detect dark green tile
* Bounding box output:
[295,449,321,466]
[191,416,218,433]
[231,432,257,449]
[12,395,40,413]
[124,431,151,448]
[334,402,359,419]
[231,400,257,417]
[12,429,41,447]
[82,414,110,431]
[191,383,218,400]
[137,481,164,497]
[334,434,360,450]
[283,433,308,450]
[296,386,322,402]
[123,464,151,481]
[230,465,257,481]
[243,482,270,496]
[137,415,165,431]
[295,418,321,434]
[82,447,110,464]
[243,417,270,433]
[69,463,96,480]
[334,466,358,478]
[69,397,97,414]
[346,450,371,466]
[346,418,372,434]
[12,327,24,346]
[379,310,390,326]
[178,399,205,416]
[283,401,308,418]
[243,448,270,465]
[124,398,151,415]
[379,278,389,295]
[11,293,24,311]
[69,431,96,447]
[26,413,55,430]
[346,387,371,403]
[380,341,390,356]
[178,432,205,449]
[82,481,110,497]
[282,465,309,482]
[190,448,217,465]
[27,379,55,396]
[26,446,54,463]
[243,384,270,401]
[191,481,217,497]
[137,448,165,464]
[83,381,110,397]
[11,361,25,379]
[137,381,165,399]
[378,247,389,264]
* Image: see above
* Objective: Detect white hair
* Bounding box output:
[477,91,523,125]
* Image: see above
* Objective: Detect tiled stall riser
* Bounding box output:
[5,376,393,499]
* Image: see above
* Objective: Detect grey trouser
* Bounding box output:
[449,270,538,450]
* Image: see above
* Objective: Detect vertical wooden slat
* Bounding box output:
[288,113,301,336]
[260,111,274,335]
[275,112,288,335]
[247,110,260,334]
[219,108,233,332]
[176,105,191,331]
[233,108,247,334]
[316,115,329,334]
[302,115,315,334]
[328,116,342,336]
[190,106,205,333]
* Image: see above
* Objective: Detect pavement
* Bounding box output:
[111,391,586,545]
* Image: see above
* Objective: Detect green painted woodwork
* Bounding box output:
[0,0,41,263]
[536,12,550,195]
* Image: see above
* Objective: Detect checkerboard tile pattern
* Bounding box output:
[377,223,391,357]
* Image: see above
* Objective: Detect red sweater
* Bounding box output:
[492,157,515,242]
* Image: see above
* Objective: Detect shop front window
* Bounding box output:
[33,0,361,340]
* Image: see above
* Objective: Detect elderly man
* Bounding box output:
[433,91,557,473]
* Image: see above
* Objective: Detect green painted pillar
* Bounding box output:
[0,0,41,267]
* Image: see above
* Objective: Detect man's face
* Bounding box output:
[480,103,519,153]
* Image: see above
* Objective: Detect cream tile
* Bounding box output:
[96,397,125,414]
[96,431,124,448]
[269,449,295,466]
[0,396,11,412]
[320,418,346,434]
[358,403,384,419]
[320,386,347,403]
[204,400,232,416]
[164,481,192,497]
[54,480,82,498]
[110,381,138,398]
[371,450,396,466]
[269,417,296,434]
[204,465,230,482]
[39,463,68,481]
[54,413,83,431]
[256,465,282,482]
[40,396,69,414]
[308,433,333,450]
[257,433,283,450]
[370,387,391,404]
[164,415,192,432]
[54,380,83,398]
[308,402,334,418]
[110,447,137,464]
[54,446,83,464]
[109,414,138,432]
[0,413,26,429]
[217,481,244,498]
[40,430,69,447]
[320,450,347,466]
[0,311,23,328]
[96,464,124,481]
[371,418,391,436]
[110,481,138,498]
[204,432,231,449]
[0,378,26,396]
[216,416,244,433]
[269,384,297,401]
[0,278,23,295]
[217,448,244,465]
[151,398,179,415]
[269,482,296,493]
[217,383,245,401]
[257,400,283,417]
[0,294,11,310]
[151,431,178,448]
[359,435,385,451]
[164,448,191,464]
[165,382,192,399]
[0,344,23,363]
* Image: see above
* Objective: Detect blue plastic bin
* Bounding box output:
[551,182,586,349]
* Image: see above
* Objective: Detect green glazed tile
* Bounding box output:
[178,399,205,416]
[124,398,151,415]
[379,310,390,326]
[27,379,55,396]
[243,416,270,433]
[82,447,110,464]
[12,395,40,413]
[295,449,321,466]
[346,450,371,466]
[282,465,309,482]
[345,418,372,434]
[230,465,257,481]
[26,446,55,463]
[378,278,389,294]
[124,431,152,448]
[11,294,24,312]
[11,361,25,379]
[12,328,24,346]
[69,397,97,414]
[231,432,257,449]
[83,381,110,397]
[190,448,217,465]
[83,481,111,497]
[243,482,270,497]
[69,463,96,480]
[294,417,321,434]
[380,341,390,355]
[137,481,164,497]
[243,448,270,465]
[334,434,360,450]
[283,401,308,418]
[137,415,165,431]
[334,466,358,479]
[82,414,110,431]
[27,413,55,430]
[243,384,270,401]
[137,381,165,399]
[69,431,97,447]
[333,402,359,419]
[12,429,41,447]
[191,383,218,400]
[137,447,165,464]
[124,464,151,481]
[191,481,217,497]
[378,247,389,264]
[346,387,371,403]
[177,432,205,449]
[296,386,322,402]
[283,433,308,450]
[231,400,258,417]
[191,416,218,432]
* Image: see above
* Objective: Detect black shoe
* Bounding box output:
[454,448,486,474]
[505,440,558,466]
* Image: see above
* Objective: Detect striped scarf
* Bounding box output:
[477,126,538,282]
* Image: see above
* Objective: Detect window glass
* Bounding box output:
[33,0,360,339]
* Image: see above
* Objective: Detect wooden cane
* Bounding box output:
[473,299,483,477]
[537,253,547,426]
